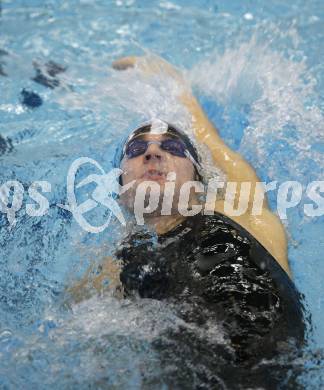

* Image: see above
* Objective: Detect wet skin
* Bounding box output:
[119,133,198,219]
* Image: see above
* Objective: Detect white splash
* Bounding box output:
[188,30,324,181]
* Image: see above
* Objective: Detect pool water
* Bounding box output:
[0,0,323,388]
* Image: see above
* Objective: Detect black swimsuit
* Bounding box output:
[116,212,305,389]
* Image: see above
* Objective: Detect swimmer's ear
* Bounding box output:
[112,56,138,70]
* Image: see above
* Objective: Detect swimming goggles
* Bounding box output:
[124,137,200,168]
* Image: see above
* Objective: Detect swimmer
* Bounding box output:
[68,54,305,386]
[112,55,290,275]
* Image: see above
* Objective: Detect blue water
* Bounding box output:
[0,0,323,388]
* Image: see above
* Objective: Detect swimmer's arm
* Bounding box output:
[181,92,290,275]
[67,257,123,303]
[181,92,261,191]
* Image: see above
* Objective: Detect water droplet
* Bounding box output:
[243,13,254,21]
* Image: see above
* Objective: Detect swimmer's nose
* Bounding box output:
[143,143,164,162]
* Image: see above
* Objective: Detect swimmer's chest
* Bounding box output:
[118,214,275,302]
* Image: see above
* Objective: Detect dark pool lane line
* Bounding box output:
[0,135,13,156]
[0,53,67,109]
[32,60,67,89]
[0,48,8,76]
[20,89,43,109]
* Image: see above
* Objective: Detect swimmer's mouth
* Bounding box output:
[142,169,166,180]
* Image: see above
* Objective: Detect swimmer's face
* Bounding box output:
[120,133,197,212]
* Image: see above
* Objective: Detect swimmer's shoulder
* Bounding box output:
[204,199,290,276]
